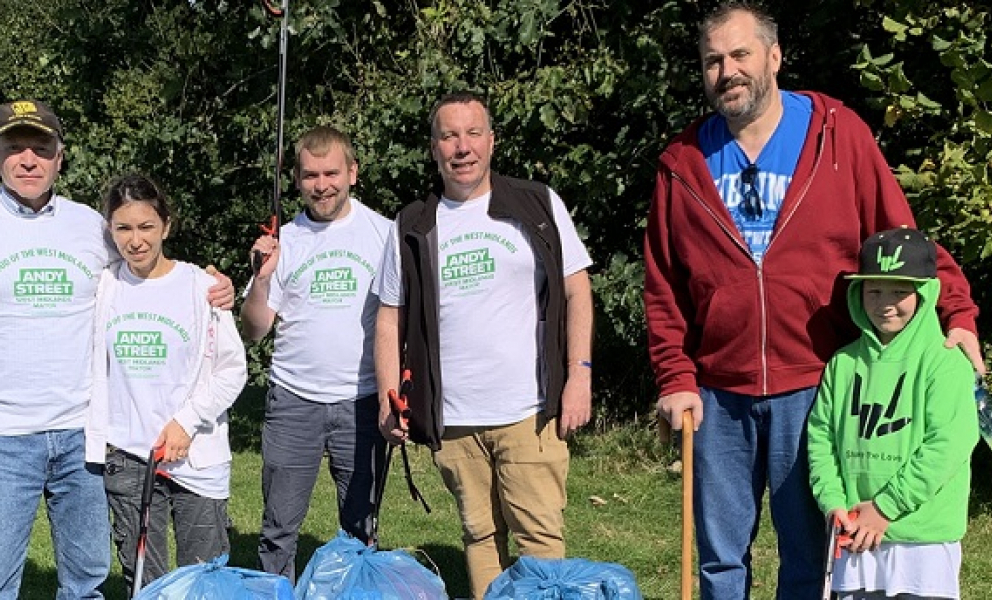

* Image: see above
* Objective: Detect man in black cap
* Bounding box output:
[0,100,233,598]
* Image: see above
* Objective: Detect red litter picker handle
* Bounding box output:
[388,369,413,428]
[385,369,429,513]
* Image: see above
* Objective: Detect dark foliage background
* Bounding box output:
[1,0,988,422]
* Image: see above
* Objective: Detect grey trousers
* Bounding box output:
[257,386,386,581]
[104,447,229,592]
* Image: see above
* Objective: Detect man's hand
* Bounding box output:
[848,500,889,552]
[378,401,407,445]
[204,265,235,309]
[657,391,703,432]
[154,419,193,463]
[558,367,592,438]
[250,234,280,281]
[945,327,986,375]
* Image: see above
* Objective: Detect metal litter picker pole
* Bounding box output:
[253,0,290,275]
[132,447,165,598]
[822,511,855,600]
[681,410,694,600]
[371,370,429,545]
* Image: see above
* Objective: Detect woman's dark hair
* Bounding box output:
[103,173,172,225]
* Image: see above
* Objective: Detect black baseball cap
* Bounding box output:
[846,227,937,283]
[0,100,63,139]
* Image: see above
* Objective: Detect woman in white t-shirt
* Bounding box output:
[84,174,247,592]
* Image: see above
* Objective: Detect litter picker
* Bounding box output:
[821,511,855,600]
[371,370,430,544]
[132,446,167,598]
[680,410,693,600]
[252,0,290,275]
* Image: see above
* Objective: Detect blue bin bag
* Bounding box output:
[483,556,642,600]
[134,554,294,600]
[294,530,447,599]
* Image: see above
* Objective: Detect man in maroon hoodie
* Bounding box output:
[643,3,983,599]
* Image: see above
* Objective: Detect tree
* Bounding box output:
[0,0,985,418]
[852,1,992,340]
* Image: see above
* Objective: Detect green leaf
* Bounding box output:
[538,103,557,130]
[871,52,894,66]
[881,16,908,41]
[975,110,992,135]
[931,35,952,52]
[915,92,941,111]
[860,70,884,91]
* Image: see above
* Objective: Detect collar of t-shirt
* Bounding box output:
[439,191,492,210]
[300,197,357,230]
[0,185,56,219]
[698,91,813,262]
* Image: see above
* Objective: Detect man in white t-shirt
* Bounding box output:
[0,100,234,599]
[374,92,594,599]
[242,125,391,581]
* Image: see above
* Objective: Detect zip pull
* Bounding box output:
[830,108,838,171]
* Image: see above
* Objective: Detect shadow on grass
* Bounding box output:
[21,561,125,600]
[18,527,331,599]
[230,384,266,454]
[230,527,466,597]
[419,543,469,599]
[228,525,331,582]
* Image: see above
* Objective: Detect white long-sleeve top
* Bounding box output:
[86,261,247,498]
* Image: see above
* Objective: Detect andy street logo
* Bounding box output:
[850,372,911,439]
[309,267,358,305]
[114,331,168,359]
[441,248,496,295]
[311,267,357,294]
[113,330,168,378]
[877,244,905,273]
[14,268,73,306]
[442,248,495,281]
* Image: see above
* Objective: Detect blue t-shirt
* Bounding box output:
[699,91,813,263]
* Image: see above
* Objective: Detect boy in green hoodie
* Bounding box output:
[808,227,978,599]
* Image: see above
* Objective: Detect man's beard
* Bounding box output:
[706,70,774,122]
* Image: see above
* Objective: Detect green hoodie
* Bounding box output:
[808,277,977,542]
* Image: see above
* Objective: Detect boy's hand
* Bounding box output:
[829,507,857,545]
[848,500,889,552]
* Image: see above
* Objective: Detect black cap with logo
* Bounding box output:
[845,227,937,283]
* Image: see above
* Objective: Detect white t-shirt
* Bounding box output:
[267,199,391,403]
[376,187,592,426]
[104,262,228,498]
[833,542,961,598]
[0,193,109,435]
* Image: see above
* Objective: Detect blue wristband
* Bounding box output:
[570,360,593,368]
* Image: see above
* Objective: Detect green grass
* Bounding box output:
[18,388,992,598]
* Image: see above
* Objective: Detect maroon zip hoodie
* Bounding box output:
[643,91,977,398]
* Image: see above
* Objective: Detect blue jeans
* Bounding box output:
[0,429,110,599]
[258,386,386,581]
[694,387,825,600]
